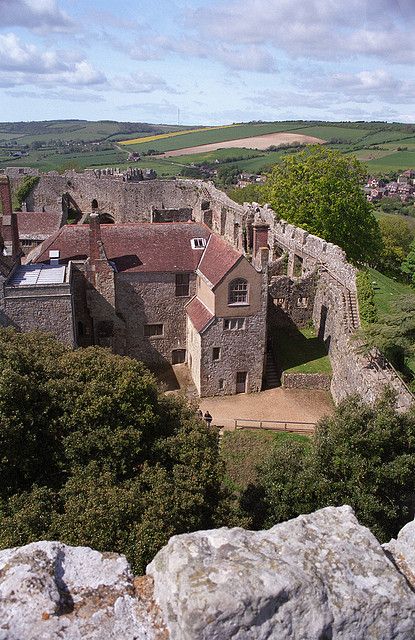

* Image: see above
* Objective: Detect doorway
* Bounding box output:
[236,371,247,393]
[172,349,186,364]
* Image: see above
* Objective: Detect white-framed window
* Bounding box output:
[224,318,246,331]
[144,323,163,337]
[191,237,206,249]
[175,273,190,296]
[228,278,249,305]
[296,296,309,308]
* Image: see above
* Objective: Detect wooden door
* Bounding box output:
[236,371,247,393]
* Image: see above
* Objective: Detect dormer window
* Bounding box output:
[228,278,249,305]
[191,238,206,250]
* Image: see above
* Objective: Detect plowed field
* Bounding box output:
[162,132,325,157]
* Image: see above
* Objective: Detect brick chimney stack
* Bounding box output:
[252,222,269,258]
[0,175,20,259]
[89,212,102,263]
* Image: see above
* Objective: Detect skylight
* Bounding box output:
[191,238,206,250]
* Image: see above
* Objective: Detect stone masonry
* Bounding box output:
[4,169,414,408]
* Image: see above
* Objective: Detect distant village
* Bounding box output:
[365,169,415,203]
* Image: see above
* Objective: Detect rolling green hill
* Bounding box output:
[1,119,415,176]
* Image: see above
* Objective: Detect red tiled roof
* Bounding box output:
[186,296,214,333]
[31,222,212,273]
[197,233,241,287]
[17,211,63,239]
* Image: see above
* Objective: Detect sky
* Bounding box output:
[0,0,414,125]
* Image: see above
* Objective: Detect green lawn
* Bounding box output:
[363,150,415,172]
[367,268,414,316]
[276,326,332,374]
[221,429,309,492]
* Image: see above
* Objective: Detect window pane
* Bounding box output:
[229,278,248,304]
[144,324,163,337]
[175,273,190,296]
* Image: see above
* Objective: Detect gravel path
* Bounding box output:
[198,387,333,430]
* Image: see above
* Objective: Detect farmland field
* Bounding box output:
[162,132,324,156]
[120,122,316,154]
[1,119,415,175]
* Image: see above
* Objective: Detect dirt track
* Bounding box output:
[162,132,325,157]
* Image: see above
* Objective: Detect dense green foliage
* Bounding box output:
[401,240,415,285]
[252,393,415,541]
[227,183,265,205]
[262,146,382,263]
[359,294,415,373]
[375,217,413,277]
[356,270,378,325]
[12,176,39,210]
[0,330,225,572]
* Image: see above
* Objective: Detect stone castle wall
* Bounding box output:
[6,169,413,408]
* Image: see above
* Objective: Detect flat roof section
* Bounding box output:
[8,264,66,287]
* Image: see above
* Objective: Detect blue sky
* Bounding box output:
[0,0,414,125]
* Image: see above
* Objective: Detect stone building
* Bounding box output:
[0,175,268,396]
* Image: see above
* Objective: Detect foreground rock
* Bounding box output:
[148,506,415,639]
[2,507,415,639]
[0,541,166,640]
[384,518,415,589]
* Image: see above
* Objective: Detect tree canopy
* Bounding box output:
[262,146,382,263]
[252,392,415,542]
[0,329,225,573]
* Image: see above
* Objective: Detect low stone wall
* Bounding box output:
[282,372,331,390]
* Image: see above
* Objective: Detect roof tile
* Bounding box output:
[186,297,214,333]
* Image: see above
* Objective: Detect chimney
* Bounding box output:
[89,212,102,263]
[252,222,269,258]
[0,175,12,216]
[0,175,20,259]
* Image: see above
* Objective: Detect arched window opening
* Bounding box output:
[91,198,98,210]
[228,278,248,305]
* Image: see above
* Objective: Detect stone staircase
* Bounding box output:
[264,347,280,389]
[341,289,360,333]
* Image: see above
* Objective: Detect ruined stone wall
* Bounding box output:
[116,271,196,365]
[27,174,206,221]
[268,273,316,327]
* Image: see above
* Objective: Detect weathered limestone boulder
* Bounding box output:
[2,507,415,639]
[147,506,415,640]
[0,541,164,640]
[384,519,415,589]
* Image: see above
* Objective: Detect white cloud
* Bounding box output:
[0,33,106,88]
[184,0,415,63]
[0,0,74,33]
[111,72,178,94]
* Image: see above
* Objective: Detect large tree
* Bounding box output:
[263,146,381,263]
[0,329,225,572]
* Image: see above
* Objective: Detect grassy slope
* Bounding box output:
[221,430,308,492]
[368,267,414,316]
